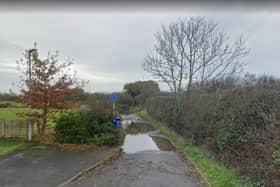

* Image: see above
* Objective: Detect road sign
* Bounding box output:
[109,93,120,103]
[109,93,120,117]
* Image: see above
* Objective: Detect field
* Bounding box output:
[0,101,80,142]
[0,108,29,120]
[0,104,65,126]
[0,101,24,108]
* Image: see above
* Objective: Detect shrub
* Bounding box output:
[211,91,279,152]
[91,123,124,146]
[83,93,113,117]
[55,111,124,146]
[273,149,280,167]
[82,111,113,136]
[144,88,280,186]
[55,112,88,144]
[0,102,10,108]
[86,118,124,146]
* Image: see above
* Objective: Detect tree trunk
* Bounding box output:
[37,122,41,135]
[187,73,193,98]
[41,112,47,136]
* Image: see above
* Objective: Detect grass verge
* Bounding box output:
[137,109,156,123]
[160,126,257,187]
[0,139,26,157]
[136,108,256,186]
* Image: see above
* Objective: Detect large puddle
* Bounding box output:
[122,134,159,153]
[122,123,175,154]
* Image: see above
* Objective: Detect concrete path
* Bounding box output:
[0,145,115,187]
[67,150,204,187]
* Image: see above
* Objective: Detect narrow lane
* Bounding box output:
[68,150,203,187]
[67,114,205,187]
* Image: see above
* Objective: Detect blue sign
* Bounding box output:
[112,117,121,128]
[109,93,120,102]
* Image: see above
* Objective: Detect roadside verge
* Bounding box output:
[160,126,256,187]
[0,142,28,159]
[137,109,256,187]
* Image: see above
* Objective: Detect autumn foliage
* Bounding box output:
[17,45,85,135]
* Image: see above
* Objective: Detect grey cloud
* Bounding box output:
[0,10,279,92]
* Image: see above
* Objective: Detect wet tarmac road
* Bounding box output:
[68,150,204,187]
[67,114,205,187]
[0,145,115,187]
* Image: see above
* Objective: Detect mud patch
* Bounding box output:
[151,136,175,151]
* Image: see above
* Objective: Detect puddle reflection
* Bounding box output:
[122,134,159,153]
[122,124,175,153]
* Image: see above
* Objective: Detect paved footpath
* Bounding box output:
[67,150,205,187]
[0,145,114,187]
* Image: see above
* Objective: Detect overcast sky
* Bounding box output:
[0,6,279,93]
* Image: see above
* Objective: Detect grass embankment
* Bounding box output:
[0,139,24,156]
[136,109,255,187]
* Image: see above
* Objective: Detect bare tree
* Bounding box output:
[143,22,187,94]
[143,17,249,94]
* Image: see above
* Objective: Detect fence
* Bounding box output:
[0,120,28,139]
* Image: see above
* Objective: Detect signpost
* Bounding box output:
[27,48,37,141]
[109,93,120,117]
[109,93,121,128]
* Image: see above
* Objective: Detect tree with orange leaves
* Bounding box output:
[17,44,86,136]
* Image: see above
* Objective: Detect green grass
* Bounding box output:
[160,126,257,187]
[0,139,22,154]
[0,107,66,126]
[127,107,141,114]
[0,101,24,108]
[139,109,256,186]
[0,108,29,120]
[137,109,155,123]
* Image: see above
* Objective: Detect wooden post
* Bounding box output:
[113,102,116,117]
[1,120,4,138]
[26,121,29,140]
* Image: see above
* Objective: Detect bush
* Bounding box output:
[83,112,124,146]
[55,111,124,146]
[0,103,10,108]
[82,112,113,135]
[55,112,88,144]
[273,149,280,167]
[144,87,280,186]
[83,93,115,116]
[91,123,124,146]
